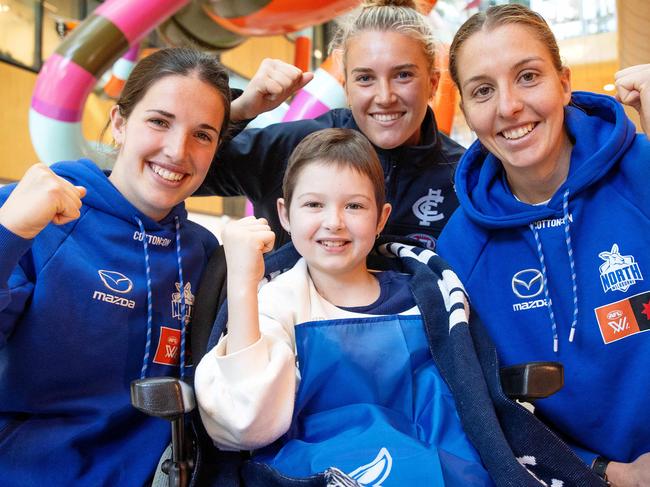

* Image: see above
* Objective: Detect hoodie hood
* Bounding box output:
[52,158,188,231]
[456,91,637,229]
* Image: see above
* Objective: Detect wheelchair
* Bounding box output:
[131,242,604,487]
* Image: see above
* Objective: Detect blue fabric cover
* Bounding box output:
[256,314,491,486]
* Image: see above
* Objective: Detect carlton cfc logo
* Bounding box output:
[412,189,444,226]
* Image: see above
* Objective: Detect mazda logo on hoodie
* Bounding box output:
[512,269,544,299]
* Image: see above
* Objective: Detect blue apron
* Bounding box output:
[254,314,493,486]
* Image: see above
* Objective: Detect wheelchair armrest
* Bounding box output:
[500,362,564,401]
[130,377,195,420]
[131,378,196,487]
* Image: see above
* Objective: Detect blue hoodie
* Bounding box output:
[0,160,218,486]
[438,92,650,466]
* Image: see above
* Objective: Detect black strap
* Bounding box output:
[592,456,610,483]
[190,246,228,364]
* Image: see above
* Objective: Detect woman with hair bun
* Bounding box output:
[201,0,463,251]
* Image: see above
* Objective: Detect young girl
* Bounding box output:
[199,0,463,251]
[0,48,230,485]
[437,5,650,486]
[195,128,600,486]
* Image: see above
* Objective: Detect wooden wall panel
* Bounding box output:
[221,35,294,78]
[616,0,650,131]
[0,63,38,182]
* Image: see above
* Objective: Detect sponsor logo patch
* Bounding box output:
[531,213,573,230]
[598,244,643,293]
[412,188,444,226]
[93,269,136,308]
[347,447,392,485]
[98,270,133,294]
[153,326,181,366]
[512,269,544,299]
[133,231,172,247]
[594,290,650,344]
[406,233,436,250]
[511,268,548,312]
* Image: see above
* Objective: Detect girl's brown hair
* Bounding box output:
[282,128,386,218]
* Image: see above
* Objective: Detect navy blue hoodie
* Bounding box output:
[0,160,218,486]
[438,92,650,465]
[200,107,463,250]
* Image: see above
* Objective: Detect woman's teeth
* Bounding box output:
[502,123,535,140]
[373,113,401,122]
[151,164,184,181]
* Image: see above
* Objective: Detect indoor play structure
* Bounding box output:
[29,0,456,165]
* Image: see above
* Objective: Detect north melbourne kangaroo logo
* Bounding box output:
[172,282,195,323]
[599,244,643,293]
[412,189,444,226]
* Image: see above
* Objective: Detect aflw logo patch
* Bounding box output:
[594,290,650,344]
[153,326,181,366]
[599,244,643,293]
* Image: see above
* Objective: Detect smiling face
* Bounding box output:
[277,161,391,284]
[457,24,572,182]
[109,74,225,221]
[344,30,438,149]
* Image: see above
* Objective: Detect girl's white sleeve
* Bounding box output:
[194,279,299,451]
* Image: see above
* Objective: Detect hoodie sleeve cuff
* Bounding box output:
[569,442,598,467]
[0,224,33,285]
[211,335,270,381]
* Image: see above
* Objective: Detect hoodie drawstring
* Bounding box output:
[562,190,579,343]
[135,216,188,380]
[528,189,579,353]
[529,222,559,352]
[174,216,188,380]
[135,217,154,379]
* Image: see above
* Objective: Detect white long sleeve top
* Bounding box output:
[194,258,417,451]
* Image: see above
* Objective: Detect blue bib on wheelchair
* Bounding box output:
[254,314,493,486]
